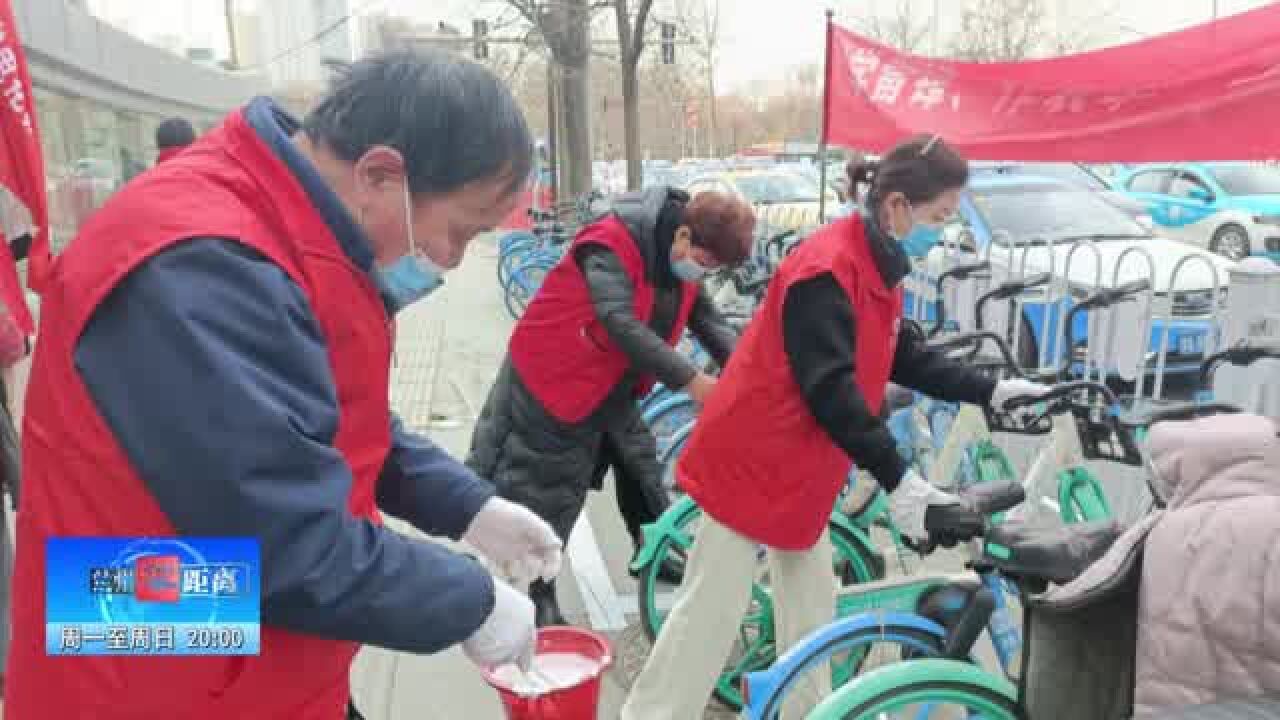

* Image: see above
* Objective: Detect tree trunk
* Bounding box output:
[706,68,718,157]
[538,0,593,199]
[621,62,641,191]
[560,60,593,198]
[546,60,560,202]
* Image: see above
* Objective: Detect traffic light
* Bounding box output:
[473,19,489,60]
[661,22,676,64]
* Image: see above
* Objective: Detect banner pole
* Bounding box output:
[818,8,834,223]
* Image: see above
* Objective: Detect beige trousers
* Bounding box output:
[621,515,835,720]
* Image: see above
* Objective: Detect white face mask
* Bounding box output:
[374,185,445,310]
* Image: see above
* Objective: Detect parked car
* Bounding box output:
[913,172,1236,378]
[972,162,1153,227]
[1113,162,1280,262]
[684,168,840,233]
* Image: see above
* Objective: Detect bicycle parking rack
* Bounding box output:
[1049,238,1105,378]
[1100,246,1159,404]
[1151,253,1225,401]
[1010,234,1064,372]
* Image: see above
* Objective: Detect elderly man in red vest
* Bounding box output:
[7,50,561,719]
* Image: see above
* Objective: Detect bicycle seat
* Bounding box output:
[1151,698,1280,719]
[979,520,1123,587]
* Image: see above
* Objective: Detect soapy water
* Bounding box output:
[491,652,601,696]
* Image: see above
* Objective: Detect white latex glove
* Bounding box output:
[463,497,563,588]
[991,378,1052,411]
[886,469,960,541]
[462,577,537,671]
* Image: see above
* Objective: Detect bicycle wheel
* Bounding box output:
[504,258,553,320]
[745,615,951,720]
[657,419,694,506]
[498,229,537,256]
[807,659,1019,720]
[635,505,881,710]
[644,396,696,464]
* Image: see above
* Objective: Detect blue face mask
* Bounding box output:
[376,185,445,311]
[899,223,943,259]
[672,255,712,283]
[892,200,944,259]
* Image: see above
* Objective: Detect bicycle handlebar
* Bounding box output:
[988,380,1144,466]
[974,272,1052,335]
[910,481,1026,556]
[927,261,992,340]
[1199,343,1280,386]
[1058,279,1153,381]
[1075,278,1152,312]
[926,331,1028,379]
[1002,379,1120,411]
[984,272,1053,302]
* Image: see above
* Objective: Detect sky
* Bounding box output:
[88,0,1277,93]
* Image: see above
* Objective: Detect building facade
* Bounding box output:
[256,0,352,98]
[14,0,267,251]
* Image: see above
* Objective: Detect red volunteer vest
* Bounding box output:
[509,214,699,423]
[6,110,392,719]
[678,215,903,550]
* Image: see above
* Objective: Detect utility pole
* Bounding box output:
[224,0,240,69]
[1212,0,1218,20]
[932,0,940,55]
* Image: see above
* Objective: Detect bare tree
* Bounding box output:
[949,0,1048,61]
[854,0,933,53]
[613,0,656,190]
[675,0,724,156]
[501,0,596,197]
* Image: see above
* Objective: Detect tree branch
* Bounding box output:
[631,0,655,60]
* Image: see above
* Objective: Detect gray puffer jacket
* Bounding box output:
[1136,413,1280,716]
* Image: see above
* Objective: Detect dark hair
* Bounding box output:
[302,49,533,197]
[681,191,756,265]
[156,117,196,149]
[845,151,873,204]
[863,134,968,211]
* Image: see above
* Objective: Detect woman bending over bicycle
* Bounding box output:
[467,188,753,627]
[621,135,1054,720]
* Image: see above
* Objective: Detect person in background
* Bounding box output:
[7,50,562,720]
[622,135,1053,720]
[467,187,754,626]
[155,116,197,164]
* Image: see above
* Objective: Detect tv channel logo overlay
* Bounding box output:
[46,537,260,656]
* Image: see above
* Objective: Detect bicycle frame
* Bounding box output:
[1015,409,1112,524]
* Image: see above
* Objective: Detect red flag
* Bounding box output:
[823,4,1280,162]
[0,0,45,334]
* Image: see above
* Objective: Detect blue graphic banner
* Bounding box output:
[46,537,260,656]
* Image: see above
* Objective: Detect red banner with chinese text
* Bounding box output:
[825,4,1280,162]
[0,0,43,331]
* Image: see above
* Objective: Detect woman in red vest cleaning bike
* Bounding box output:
[467,187,754,626]
[621,135,1053,720]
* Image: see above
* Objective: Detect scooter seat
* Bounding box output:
[979,520,1123,587]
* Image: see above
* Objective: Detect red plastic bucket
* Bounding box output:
[482,627,613,720]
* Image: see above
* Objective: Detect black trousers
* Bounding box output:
[466,360,670,548]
